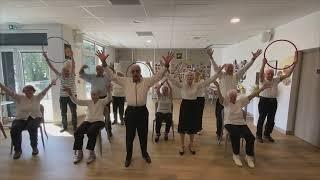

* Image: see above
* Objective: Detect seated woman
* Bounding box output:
[154,79,173,143]
[214,81,270,168]
[64,87,111,164]
[0,80,56,159]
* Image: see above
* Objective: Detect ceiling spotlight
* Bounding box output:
[230,17,240,24]
[146,40,152,43]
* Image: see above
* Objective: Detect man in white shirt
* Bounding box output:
[215,81,270,168]
[96,50,174,167]
[257,58,297,143]
[79,64,113,137]
[207,48,262,143]
[0,80,56,159]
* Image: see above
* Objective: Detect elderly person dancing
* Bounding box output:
[0,80,56,159]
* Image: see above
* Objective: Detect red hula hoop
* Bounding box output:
[264,39,298,70]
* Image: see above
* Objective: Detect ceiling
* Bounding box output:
[0,0,320,48]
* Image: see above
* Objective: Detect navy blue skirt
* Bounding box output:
[178,99,200,134]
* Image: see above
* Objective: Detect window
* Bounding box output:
[83,40,95,52]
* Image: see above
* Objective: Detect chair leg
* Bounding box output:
[39,126,45,149]
[152,120,155,143]
[10,141,13,154]
[0,121,7,138]
[42,122,48,140]
[171,120,175,142]
[98,131,102,157]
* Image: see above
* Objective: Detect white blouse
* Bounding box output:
[14,92,46,120]
[70,96,111,122]
[167,72,221,100]
[223,97,250,125]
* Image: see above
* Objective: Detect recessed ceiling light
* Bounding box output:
[146,40,152,43]
[230,17,240,24]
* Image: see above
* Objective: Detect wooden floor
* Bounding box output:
[0,99,319,180]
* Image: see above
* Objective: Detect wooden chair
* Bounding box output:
[151,102,175,143]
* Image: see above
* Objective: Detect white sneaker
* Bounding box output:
[73,150,83,164]
[245,155,255,168]
[233,154,243,167]
[87,151,96,164]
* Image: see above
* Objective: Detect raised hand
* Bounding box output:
[162,51,175,67]
[213,80,219,87]
[252,49,262,61]
[95,50,109,62]
[81,65,89,69]
[206,48,214,57]
[262,57,267,64]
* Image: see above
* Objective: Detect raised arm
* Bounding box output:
[64,86,89,106]
[207,48,220,72]
[95,50,126,86]
[166,79,173,98]
[38,79,57,99]
[280,58,297,81]
[166,74,182,88]
[213,81,224,105]
[248,84,271,101]
[259,58,267,83]
[0,82,15,97]
[42,53,61,76]
[198,65,225,88]
[237,49,262,79]
[70,50,75,75]
[146,52,174,86]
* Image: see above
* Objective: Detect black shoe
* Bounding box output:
[60,128,67,133]
[256,136,264,143]
[155,135,160,143]
[73,127,77,131]
[179,146,185,156]
[264,136,275,143]
[121,121,124,126]
[125,159,131,167]
[13,151,22,159]
[189,145,196,155]
[112,121,117,125]
[109,131,113,137]
[164,134,168,141]
[143,154,152,164]
[32,147,39,156]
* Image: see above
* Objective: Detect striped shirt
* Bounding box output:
[59,74,76,97]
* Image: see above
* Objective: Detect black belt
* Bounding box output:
[127,105,146,110]
[260,96,277,100]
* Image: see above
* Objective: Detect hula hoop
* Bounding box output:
[42,36,71,63]
[264,39,297,70]
[126,62,154,76]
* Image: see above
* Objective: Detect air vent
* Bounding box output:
[109,0,141,5]
[136,31,153,36]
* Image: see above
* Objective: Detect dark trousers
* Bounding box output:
[197,97,205,131]
[73,121,105,151]
[257,97,278,138]
[112,96,125,123]
[124,106,149,160]
[10,117,41,152]
[59,96,77,129]
[225,124,255,156]
[215,98,224,136]
[103,102,112,132]
[155,112,172,135]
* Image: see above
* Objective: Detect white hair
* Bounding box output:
[91,89,101,95]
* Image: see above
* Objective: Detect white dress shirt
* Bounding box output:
[260,77,281,98]
[167,73,221,100]
[70,96,111,122]
[14,92,46,120]
[223,97,250,125]
[105,67,167,106]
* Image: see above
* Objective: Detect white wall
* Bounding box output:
[222,11,320,133]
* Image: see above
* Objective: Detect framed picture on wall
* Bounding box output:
[176,53,182,59]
